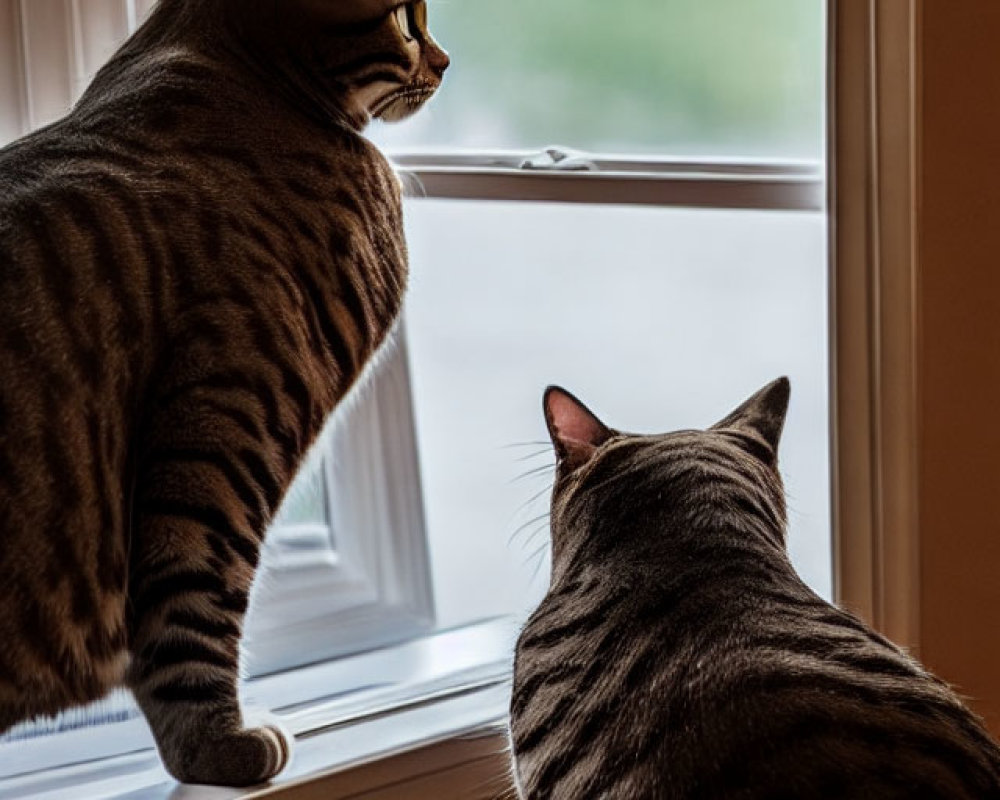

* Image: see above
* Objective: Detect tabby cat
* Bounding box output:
[512,378,1000,798]
[0,0,447,786]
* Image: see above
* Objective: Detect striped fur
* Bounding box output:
[0,0,447,787]
[511,379,1000,799]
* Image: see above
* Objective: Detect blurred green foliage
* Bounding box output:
[389,0,824,157]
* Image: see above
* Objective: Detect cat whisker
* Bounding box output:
[512,482,554,517]
[501,441,552,450]
[508,512,550,546]
[785,489,802,518]
[524,540,549,568]
[475,774,520,800]
[527,543,550,585]
[466,768,519,800]
[513,448,554,463]
[509,462,556,484]
[396,168,427,199]
[521,523,551,552]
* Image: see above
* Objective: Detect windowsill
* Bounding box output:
[0,619,517,799]
[253,730,514,799]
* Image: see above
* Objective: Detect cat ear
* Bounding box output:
[711,377,791,460]
[544,386,613,471]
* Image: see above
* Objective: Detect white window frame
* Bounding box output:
[0,0,833,796]
[245,330,435,677]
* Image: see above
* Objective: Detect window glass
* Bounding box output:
[404,201,831,629]
[372,0,826,158]
[273,455,330,527]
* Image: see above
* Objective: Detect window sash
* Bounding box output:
[0,0,825,214]
[392,150,824,210]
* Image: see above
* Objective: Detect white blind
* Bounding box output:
[0,0,155,146]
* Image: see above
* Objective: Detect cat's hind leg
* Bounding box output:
[126,397,293,786]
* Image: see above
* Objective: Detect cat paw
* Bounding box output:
[164,724,292,786]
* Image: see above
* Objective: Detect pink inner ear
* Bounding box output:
[549,391,604,447]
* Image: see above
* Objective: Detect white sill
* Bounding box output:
[0,619,517,799]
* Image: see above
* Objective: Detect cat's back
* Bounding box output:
[0,43,405,385]
[0,44,405,539]
[0,46,401,237]
[514,572,1000,799]
[690,584,1000,798]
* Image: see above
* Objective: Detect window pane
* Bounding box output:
[273,453,330,527]
[404,200,830,629]
[372,0,826,158]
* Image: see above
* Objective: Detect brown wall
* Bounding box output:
[918,2,1000,737]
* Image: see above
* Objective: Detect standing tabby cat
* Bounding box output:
[0,0,447,786]
[512,379,1000,798]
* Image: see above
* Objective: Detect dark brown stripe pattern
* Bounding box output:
[511,380,1000,799]
[0,0,447,787]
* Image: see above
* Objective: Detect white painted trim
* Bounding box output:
[0,620,515,797]
[392,150,824,210]
[244,329,435,677]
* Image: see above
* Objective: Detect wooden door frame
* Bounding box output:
[829,0,921,651]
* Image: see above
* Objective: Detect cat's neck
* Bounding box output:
[553,514,794,595]
[91,0,366,132]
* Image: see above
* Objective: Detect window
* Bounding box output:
[369,0,830,627]
[404,201,830,632]
[0,0,829,794]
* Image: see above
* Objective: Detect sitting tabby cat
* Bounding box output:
[0,0,447,787]
[512,379,1000,798]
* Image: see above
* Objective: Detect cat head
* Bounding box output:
[153,0,449,128]
[542,378,791,579]
[311,0,451,124]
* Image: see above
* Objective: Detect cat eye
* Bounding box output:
[394,3,420,42]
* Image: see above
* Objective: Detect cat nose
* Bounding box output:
[430,48,450,79]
